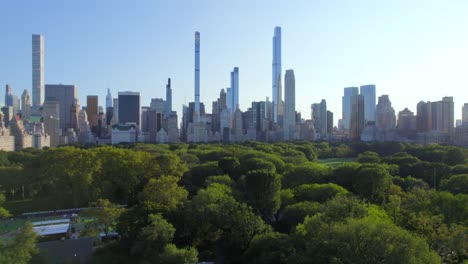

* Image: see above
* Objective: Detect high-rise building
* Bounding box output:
[251,101,267,132]
[327,111,334,134]
[4,84,12,106]
[32,34,44,110]
[219,89,227,110]
[272,26,282,123]
[462,103,468,126]
[398,108,417,132]
[106,88,113,110]
[86,95,98,131]
[417,101,432,132]
[42,97,61,147]
[283,70,295,140]
[350,94,365,140]
[431,97,454,133]
[231,67,239,111]
[70,99,80,131]
[194,32,201,121]
[312,100,327,139]
[342,87,359,131]
[44,84,77,131]
[21,89,31,121]
[150,98,166,113]
[375,95,396,130]
[360,85,376,124]
[166,78,172,117]
[118,92,140,128]
[113,98,119,124]
[226,88,233,112]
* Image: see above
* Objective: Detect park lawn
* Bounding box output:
[317,157,357,167]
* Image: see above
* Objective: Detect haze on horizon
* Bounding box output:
[1,0,467,123]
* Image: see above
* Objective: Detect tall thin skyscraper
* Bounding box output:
[360,84,376,124]
[230,67,239,111]
[32,34,44,110]
[194,32,201,121]
[342,87,359,130]
[166,78,172,117]
[272,27,282,123]
[284,70,295,140]
[106,88,113,110]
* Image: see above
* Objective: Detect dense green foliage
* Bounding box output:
[0,142,467,263]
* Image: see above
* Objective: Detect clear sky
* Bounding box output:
[1,0,467,123]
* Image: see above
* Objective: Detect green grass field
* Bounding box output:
[317,157,357,167]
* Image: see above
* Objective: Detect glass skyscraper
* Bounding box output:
[272,27,281,123]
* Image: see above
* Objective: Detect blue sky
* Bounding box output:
[1,0,467,123]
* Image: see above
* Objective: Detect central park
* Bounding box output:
[0,141,467,263]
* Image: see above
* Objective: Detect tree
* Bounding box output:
[278,201,320,233]
[182,184,270,260]
[157,244,198,264]
[440,174,468,194]
[282,162,331,188]
[243,232,296,264]
[135,214,176,257]
[357,151,380,164]
[84,199,125,238]
[330,162,361,189]
[218,157,240,178]
[294,183,348,203]
[0,193,11,218]
[0,150,9,167]
[31,147,99,207]
[445,147,466,166]
[353,165,392,202]
[245,170,281,219]
[0,222,39,264]
[139,176,188,212]
[292,216,440,264]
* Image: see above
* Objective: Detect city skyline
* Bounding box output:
[1,1,468,123]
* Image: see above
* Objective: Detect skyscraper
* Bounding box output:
[166,78,172,117]
[312,99,328,138]
[417,101,432,132]
[226,88,232,112]
[350,94,365,140]
[44,84,77,131]
[32,34,44,110]
[4,84,12,106]
[327,111,334,134]
[342,87,359,131]
[431,97,454,133]
[272,27,282,123]
[106,88,113,110]
[375,95,396,130]
[194,32,201,121]
[118,92,140,128]
[86,95,98,131]
[283,70,295,140]
[231,67,239,111]
[21,89,31,121]
[462,103,468,126]
[360,85,376,124]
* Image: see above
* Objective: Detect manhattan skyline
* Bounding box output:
[1,1,468,123]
